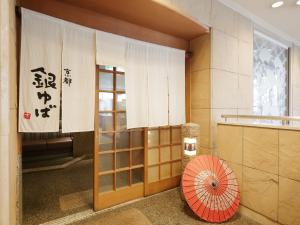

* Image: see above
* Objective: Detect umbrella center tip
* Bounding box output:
[211,181,218,188]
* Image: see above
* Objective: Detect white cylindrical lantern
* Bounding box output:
[181,123,200,172]
[183,137,197,156]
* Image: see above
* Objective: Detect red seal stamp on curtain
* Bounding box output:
[24,112,31,120]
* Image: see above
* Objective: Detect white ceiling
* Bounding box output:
[220,0,300,46]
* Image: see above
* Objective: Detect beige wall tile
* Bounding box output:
[9,109,18,157]
[279,130,300,181]
[237,108,253,115]
[242,167,278,220]
[191,69,210,109]
[9,35,17,110]
[190,34,211,72]
[243,127,278,175]
[211,0,237,37]
[217,125,243,164]
[154,0,212,27]
[199,147,212,155]
[191,109,210,148]
[0,92,9,136]
[238,41,253,76]
[212,69,238,109]
[292,85,300,111]
[225,160,243,190]
[211,108,237,149]
[238,75,253,109]
[278,177,300,225]
[291,46,300,86]
[239,205,279,225]
[291,46,300,114]
[212,30,238,73]
[237,14,253,43]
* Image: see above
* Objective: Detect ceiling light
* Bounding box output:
[272,1,284,8]
[297,0,300,5]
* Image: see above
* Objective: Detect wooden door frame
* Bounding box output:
[93,66,99,210]
[94,66,145,211]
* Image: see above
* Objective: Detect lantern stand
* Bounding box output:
[180,123,200,200]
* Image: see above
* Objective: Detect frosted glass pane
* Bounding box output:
[116,93,126,111]
[131,130,144,148]
[100,72,113,91]
[148,130,159,147]
[99,92,113,111]
[253,33,288,117]
[116,112,126,130]
[160,146,170,162]
[99,174,113,193]
[99,113,113,131]
[132,168,143,184]
[99,153,113,172]
[116,170,129,188]
[116,132,129,149]
[132,149,144,166]
[148,166,159,183]
[99,133,113,152]
[116,74,125,91]
[172,127,181,144]
[116,151,129,169]
[160,129,170,145]
[160,163,171,179]
[148,148,159,165]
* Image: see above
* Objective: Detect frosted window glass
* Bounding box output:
[116,93,126,111]
[99,72,113,91]
[253,33,289,118]
[99,92,113,111]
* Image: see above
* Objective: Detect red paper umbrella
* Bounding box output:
[182,155,240,223]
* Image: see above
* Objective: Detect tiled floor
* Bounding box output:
[23,159,93,225]
[73,189,261,225]
[23,159,260,225]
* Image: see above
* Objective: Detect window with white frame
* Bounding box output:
[253,31,289,116]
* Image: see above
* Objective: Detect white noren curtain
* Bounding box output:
[147,44,169,127]
[125,40,149,129]
[96,30,127,68]
[19,9,62,132]
[168,48,186,125]
[61,22,95,133]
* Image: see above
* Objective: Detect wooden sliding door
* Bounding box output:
[94,66,144,210]
[145,126,183,195]
[94,65,184,210]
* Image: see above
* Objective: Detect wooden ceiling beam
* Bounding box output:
[19,0,208,50]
